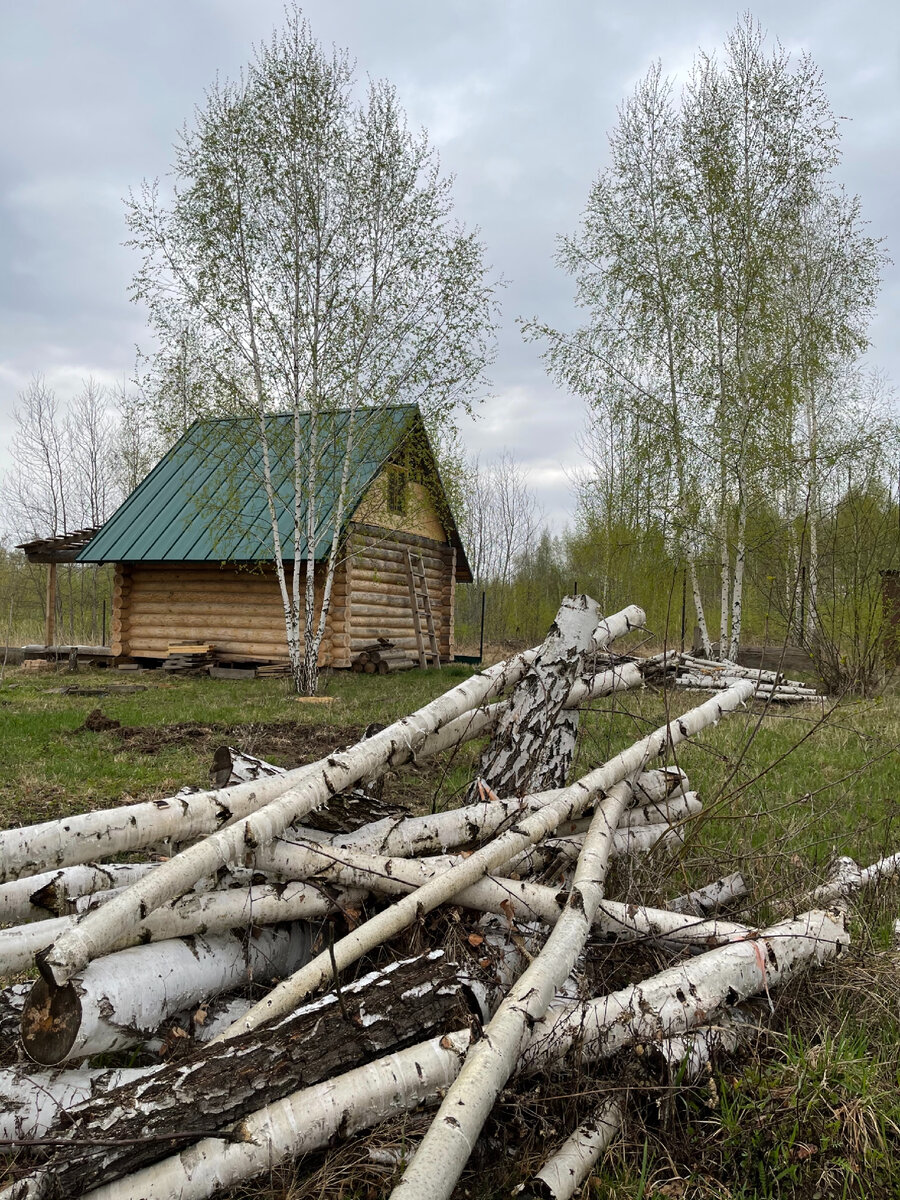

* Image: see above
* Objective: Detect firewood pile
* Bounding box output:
[0,597,876,1200]
[351,639,416,673]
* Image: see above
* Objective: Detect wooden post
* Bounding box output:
[44,562,57,649]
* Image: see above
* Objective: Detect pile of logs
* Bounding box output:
[0,597,866,1200]
[352,639,415,674]
[649,651,825,703]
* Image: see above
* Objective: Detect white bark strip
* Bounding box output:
[64,910,844,1200]
[21,924,313,1065]
[524,1097,624,1200]
[0,1065,151,1139]
[392,780,634,1200]
[222,681,752,1039]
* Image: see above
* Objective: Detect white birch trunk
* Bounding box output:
[0,863,157,925]
[0,663,632,894]
[524,1097,624,1200]
[667,872,748,915]
[689,557,713,658]
[519,910,846,1074]
[2,882,357,977]
[222,681,752,1039]
[476,595,600,796]
[728,501,747,662]
[801,850,900,909]
[71,1032,476,1200]
[251,841,751,948]
[320,767,685,860]
[20,923,313,1065]
[212,748,285,786]
[392,780,634,1200]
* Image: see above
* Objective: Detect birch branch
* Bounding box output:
[522,1097,624,1200]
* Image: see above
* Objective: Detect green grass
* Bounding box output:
[2,662,899,1198]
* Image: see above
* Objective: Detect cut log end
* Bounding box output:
[21,977,82,1066]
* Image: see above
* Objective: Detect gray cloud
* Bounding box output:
[1,0,898,532]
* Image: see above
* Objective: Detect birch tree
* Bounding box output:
[529,16,881,661]
[127,8,497,693]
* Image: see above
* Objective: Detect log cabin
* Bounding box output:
[77,405,472,668]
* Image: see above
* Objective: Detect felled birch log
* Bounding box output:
[0,694,499,888]
[0,983,30,1043]
[210,747,285,787]
[59,910,844,1200]
[476,595,601,797]
[12,954,473,1194]
[1,882,362,978]
[251,840,751,947]
[223,681,751,1040]
[801,849,900,909]
[518,909,846,1074]
[21,923,313,1065]
[617,790,701,827]
[393,778,634,1200]
[636,1007,760,1082]
[522,1097,624,1200]
[38,613,619,988]
[0,863,157,926]
[667,872,748,915]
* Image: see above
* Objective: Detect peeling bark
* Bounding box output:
[477,595,601,797]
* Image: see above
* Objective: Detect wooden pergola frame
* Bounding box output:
[15,529,101,648]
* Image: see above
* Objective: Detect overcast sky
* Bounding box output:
[1,1,898,533]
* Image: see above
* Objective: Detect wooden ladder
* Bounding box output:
[404,549,441,669]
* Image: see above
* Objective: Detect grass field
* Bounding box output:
[2,661,899,1198]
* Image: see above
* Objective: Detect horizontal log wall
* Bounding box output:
[345,523,455,662]
[115,563,348,667]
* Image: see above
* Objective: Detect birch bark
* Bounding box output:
[523,1098,624,1200]
[476,595,600,796]
[49,910,844,1200]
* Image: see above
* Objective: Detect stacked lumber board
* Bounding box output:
[352,640,415,674]
[162,642,214,673]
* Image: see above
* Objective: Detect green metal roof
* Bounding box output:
[78,405,427,564]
